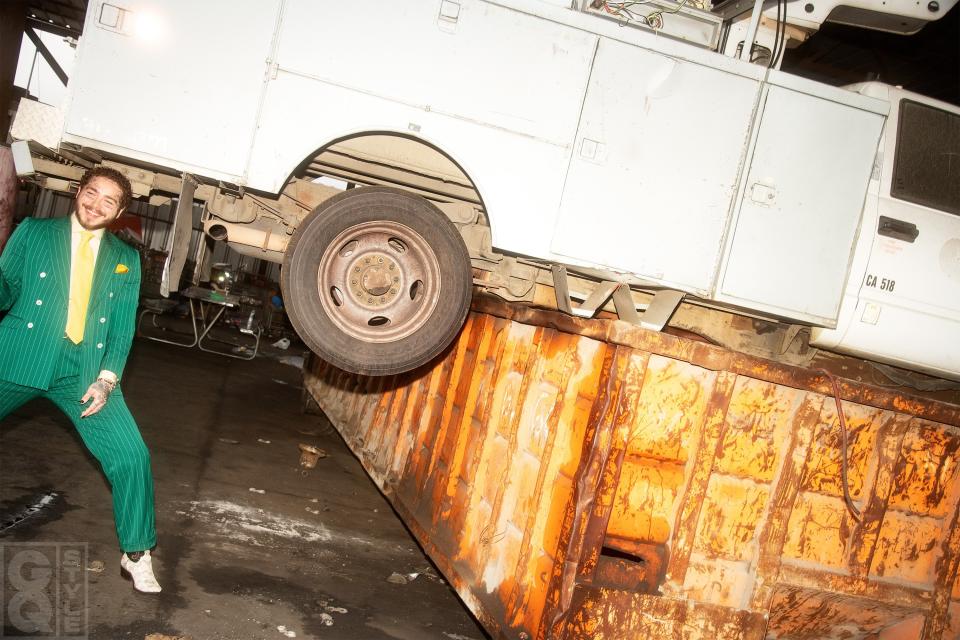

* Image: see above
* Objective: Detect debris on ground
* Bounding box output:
[276,625,297,637]
[145,635,191,640]
[305,507,320,515]
[298,443,326,469]
[271,338,291,350]
[387,572,409,584]
[218,438,240,445]
[272,378,289,385]
[87,560,105,573]
[249,487,266,494]
[318,613,334,626]
[257,438,272,444]
[0,492,59,533]
[278,355,304,369]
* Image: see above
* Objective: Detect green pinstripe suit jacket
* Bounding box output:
[0,215,141,395]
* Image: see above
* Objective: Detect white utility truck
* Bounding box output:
[11,0,960,379]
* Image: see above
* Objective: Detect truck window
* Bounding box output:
[891,99,960,215]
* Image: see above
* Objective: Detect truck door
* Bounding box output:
[812,90,960,380]
[550,37,762,297]
[716,77,886,326]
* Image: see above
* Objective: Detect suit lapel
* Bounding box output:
[51,216,72,307]
[89,232,119,313]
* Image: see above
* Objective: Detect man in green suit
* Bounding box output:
[0,167,160,593]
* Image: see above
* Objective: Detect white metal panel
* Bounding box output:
[247,71,576,262]
[271,0,595,148]
[813,88,960,379]
[717,85,885,323]
[248,0,599,260]
[812,297,960,380]
[10,100,64,149]
[63,0,280,181]
[550,37,760,295]
[866,90,960,314]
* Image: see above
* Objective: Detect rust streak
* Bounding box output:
[921,468,960,639]
[849,414,913,578]
[542,345,625,639]
[472,293,960,428]
[749,392,822,611]
[664,369,737,591]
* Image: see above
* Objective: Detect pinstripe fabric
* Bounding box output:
[0,215,155,552]
[0,216,142,395]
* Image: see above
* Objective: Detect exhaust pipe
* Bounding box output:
[203,219,289,254]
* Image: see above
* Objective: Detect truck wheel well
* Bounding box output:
[288,131,489,229]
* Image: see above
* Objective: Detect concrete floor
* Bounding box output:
[0,335,489,640]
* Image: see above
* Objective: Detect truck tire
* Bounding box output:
[281,186,473,376]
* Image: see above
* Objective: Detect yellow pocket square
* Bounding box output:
[115,264,129,274]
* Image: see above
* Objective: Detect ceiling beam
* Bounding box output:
[24,25,69,86]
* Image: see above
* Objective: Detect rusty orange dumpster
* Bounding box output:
[304,294,960,640]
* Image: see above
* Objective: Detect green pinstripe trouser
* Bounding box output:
[0,338,157,552]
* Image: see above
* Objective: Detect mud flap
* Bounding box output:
[161,173,197,297]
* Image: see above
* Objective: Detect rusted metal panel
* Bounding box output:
[766,585,925,638]
[304,294,960,639]
[0,146,15,254]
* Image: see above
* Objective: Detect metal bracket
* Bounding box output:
[552,264,617,319]
[552,265,684,331]
[161,173,198,297]
[639,289,684,331]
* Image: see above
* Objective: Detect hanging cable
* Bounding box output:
[774,0,788,67]
[818,369,863,524]
[767,0,782,67]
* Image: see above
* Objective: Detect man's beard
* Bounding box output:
[75,210,115,231]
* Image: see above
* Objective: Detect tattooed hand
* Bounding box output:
[80,378,116,418]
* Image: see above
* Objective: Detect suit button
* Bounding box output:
[100,317,106,323]
[39,272,46,278]
[97,343,104,349]
[27,322,34,329]
[35,299,42,305]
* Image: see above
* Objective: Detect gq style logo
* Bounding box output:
[1,543,88,638]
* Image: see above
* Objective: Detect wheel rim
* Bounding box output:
[317,220,442,344]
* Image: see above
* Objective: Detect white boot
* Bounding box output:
[120,550,161,593]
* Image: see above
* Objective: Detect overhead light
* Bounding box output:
[131,9,167,43]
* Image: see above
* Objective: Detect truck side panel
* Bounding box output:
[63,0,280,182]
[550,36,760,296]
[717,83,884,324]
[248,0,598,262]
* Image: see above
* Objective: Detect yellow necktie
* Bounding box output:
[66,230,95,344]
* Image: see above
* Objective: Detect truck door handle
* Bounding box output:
[878,216,919,243]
